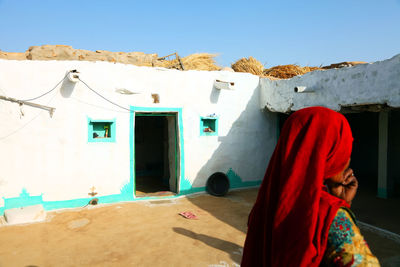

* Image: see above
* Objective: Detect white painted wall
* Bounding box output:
[0,59,277,207]
[260,54,400,112]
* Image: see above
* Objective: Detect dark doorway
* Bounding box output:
[344,112,379,193]
[134,114,177,197]
[279,111,381,192]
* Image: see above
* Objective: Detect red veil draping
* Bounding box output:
[241,107,353,267]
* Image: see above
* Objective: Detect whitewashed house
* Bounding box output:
[0,59,277,216]
[0,54,398,218]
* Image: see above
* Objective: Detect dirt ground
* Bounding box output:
[0,189,256,267]
[0,188,399,267]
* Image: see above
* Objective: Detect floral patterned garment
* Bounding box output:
[321,208,380,267]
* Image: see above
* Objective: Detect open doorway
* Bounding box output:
[344,108,400,197]
[134,113,178,197]
[344,112,379,193]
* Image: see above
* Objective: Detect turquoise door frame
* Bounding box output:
[134,112,177,195]
[130,106,186,197]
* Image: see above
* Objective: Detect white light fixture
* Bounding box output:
[214,79,235,90]
[67,70,80,83]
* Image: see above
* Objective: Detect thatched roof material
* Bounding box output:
[155,53,220,71]
[263,65,322,79]
[231,57,264,76]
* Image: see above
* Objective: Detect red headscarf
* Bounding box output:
[241,107,353,267]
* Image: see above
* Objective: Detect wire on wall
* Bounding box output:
[21,71,71,102]
[78,77,132,112]
[0,72,133,141]
[70,97,131,114]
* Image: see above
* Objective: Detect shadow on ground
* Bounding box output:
[173,227,243,263]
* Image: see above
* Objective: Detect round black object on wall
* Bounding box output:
[206,172,230,196]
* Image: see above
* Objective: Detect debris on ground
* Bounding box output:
[179,211,198,220]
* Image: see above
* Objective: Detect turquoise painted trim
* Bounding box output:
[226,168,262,188]
[89,119,117,123]
[377,187,388,199]
[87,117,116,143]
[200,116,218,136]
[43,194,132,211]
[0,167,262,215]
[2,188,43,210]
[129,109,135,196]
[120,181,133,196]
[178,186,206,195]
[179,168,261,195]
[136,113,176,117]
[129,106,185,195]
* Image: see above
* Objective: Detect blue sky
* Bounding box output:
[0,0,399,67]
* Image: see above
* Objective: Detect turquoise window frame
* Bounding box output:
[88,118,116,143]
[200,116,218,136]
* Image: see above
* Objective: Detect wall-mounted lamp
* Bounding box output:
[214,79,235,90]
[67,69,80,83]
[294,86,315,93]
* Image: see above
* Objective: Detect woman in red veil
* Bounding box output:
[241,107,379,267]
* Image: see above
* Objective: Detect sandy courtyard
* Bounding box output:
[1,188,399,267]
[0,189,257,267]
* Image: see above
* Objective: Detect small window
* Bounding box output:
[88,118,116,142]
[200,116,218,136]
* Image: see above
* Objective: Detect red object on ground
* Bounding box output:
[179,211,198,220]
[241,107,353,267]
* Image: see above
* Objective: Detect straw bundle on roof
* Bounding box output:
[182,53,220,71]
[231,57,264,76]
[263,65,321,79]
[155,53,220,71]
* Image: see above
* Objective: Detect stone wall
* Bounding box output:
[0,45,157,66]
[260,54,400,113]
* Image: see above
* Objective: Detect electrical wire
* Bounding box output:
[78,77,132,112]
[0,73,132,141]
[21,71,70,102]
[70,96,131,114]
